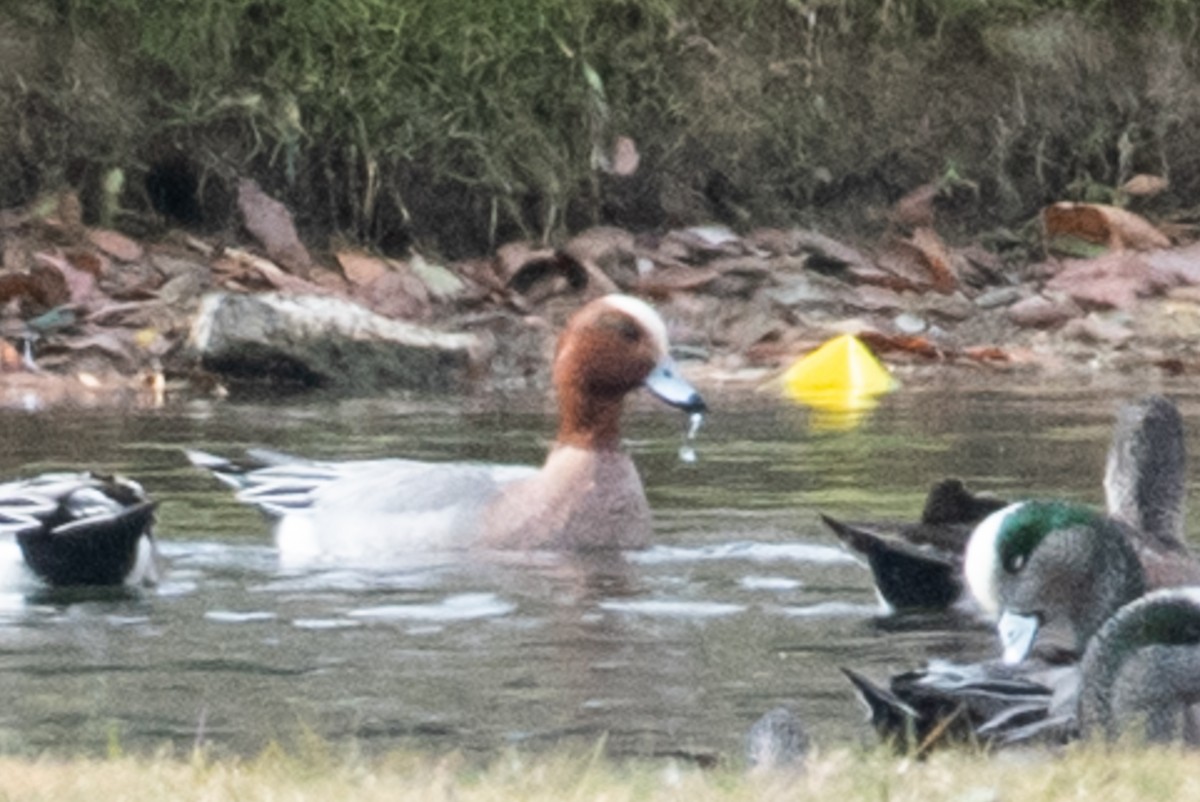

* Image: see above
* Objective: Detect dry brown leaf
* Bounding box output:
[356,268,431,321]
[858,331,943,359]
[875,228,957,294]
[237,178,313,277]
[610,136,640,176]
[223,246,328,295]
[1042,202,1171,251]
[891,183,938,228]
[34,251,100,307]
[961,345,1012,363]
[636,265,720,294]
[562,227,637,289]
[909,227,957,293]
[1121,174,1169,198]
[87,228,144,262]
[496,241,591,299]
[65,249,107,277]
[0,339,23,371]
[0,273,39,304]
[336,250,390,287]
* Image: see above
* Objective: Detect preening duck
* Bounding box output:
[0,472,160,587]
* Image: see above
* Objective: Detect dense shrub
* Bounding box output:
[1,0,1198,256]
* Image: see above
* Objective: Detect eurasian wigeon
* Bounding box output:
[188,293,706,561]
[0,472,160,586]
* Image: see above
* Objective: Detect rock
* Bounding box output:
[1006,294,1082,329]
[894,312,927,334]
[767,273,847,308]
[920,291,976,321]
[973,286,1023,309]
[1062,313,1133,346]
[188,292,482,392]
[1045,251,1173,310]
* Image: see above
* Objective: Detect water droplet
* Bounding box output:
[679,411,704,464]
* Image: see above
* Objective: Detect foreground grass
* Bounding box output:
[1,744,1199,802]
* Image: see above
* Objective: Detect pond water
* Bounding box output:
[1,375,1198,762]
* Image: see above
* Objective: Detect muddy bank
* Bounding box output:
[2,181,1200,410]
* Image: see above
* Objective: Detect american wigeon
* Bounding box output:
[1078,586,1200,744]
[965,500,1147,664]
[826,394,1195,614]
[844,395,1200,750]
[0,472,160,586]
[846,501,1146,750]
[188,294,706,561]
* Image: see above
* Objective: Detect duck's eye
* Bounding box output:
[599,312,642,342]
[1004,552,1027,573]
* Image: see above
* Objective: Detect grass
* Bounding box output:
[3,1,1200,255]
[1,743,1200,801]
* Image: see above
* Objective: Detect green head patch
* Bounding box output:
[996,501,1100,574]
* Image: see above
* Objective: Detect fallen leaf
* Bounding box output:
[857,331,943,359]
[0,273,40,304]
[356,268,431,320]
[0,339,23,371]
[1042,202,1171,251]
[237,178,313,277]
[1121,174,1168,198]
[223,247,329,296]
[336,250,390,287]
[891,183,938,228]
[408,254,467,301]
[1006,294,1082,327]
[636,265,720,294]
[65,249,107,277]
[87,228,144,262]
[610,135,640,176]
[875,228,957,294]
[961,346,1011,363]
[34,251,99,307]
[497,241,591,299]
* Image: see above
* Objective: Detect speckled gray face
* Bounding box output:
[965,500,1107,663]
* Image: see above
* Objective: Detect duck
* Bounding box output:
[820,478,1006,611]
[1077,586,1200,744]
[825,394,1195,614]
[1102,394,1198,588]
[965,500,1148,664]
[844,500,1148,751]
[0,472,160,587]
[844,395,1200,749]
[187,293,707,561]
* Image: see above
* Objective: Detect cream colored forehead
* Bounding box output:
[600,294,670,355]
[963,501,1025,616]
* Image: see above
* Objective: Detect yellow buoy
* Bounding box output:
[782,334,896,417]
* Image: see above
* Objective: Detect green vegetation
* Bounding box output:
[2,743,1200,801]
[1,1,1199,256]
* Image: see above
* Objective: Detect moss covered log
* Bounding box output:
[2,0,1199,257]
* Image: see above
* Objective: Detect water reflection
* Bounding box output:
[0,379,1196,760]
